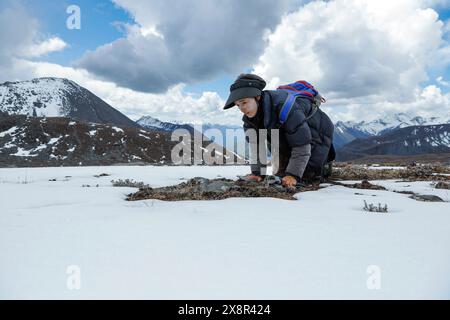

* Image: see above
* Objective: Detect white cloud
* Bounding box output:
[436,76,450,87]
[255,0,443,97]
[77,0,294,93]
[253,0,450,121]
[22,59,241,125]
[0,5,38,65]
[327,85,450,122]
[20,37,68,58]
[0,4,68,67]
[422,0,450,8]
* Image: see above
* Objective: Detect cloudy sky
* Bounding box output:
[1,0,450,125]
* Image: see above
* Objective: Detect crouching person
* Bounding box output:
[223,73,335,187]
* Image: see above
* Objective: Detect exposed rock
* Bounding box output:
[330,179,386,190]
[435,181,450,190]
[94,173,111,178]
[408,194,445,202]
[354,179,386,190]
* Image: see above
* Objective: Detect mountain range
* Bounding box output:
[333,113,450,148]
[0,78,241,167]
[1,77,449,165]
[137,115,242,145]
[337,124,450,161]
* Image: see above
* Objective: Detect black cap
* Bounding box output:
[223,74,266,110]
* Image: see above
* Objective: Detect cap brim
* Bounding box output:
[223,87,262,110]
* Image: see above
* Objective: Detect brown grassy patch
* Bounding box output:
[330,164,450,181]
[126,177,321,201]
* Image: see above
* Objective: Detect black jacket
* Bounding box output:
[243,90,335,179]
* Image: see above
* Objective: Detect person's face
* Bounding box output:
[235,96,259,118]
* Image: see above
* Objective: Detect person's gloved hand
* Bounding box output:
[282,175,297,187]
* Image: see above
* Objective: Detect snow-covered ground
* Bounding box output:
[0,165,449,299]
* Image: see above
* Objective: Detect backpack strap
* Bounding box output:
[279,93,297,125]
[279,93,321,126]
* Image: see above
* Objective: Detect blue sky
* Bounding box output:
[21,0,134,66]
[1,0,450,123]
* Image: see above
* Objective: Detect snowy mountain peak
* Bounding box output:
[136,115,187,132]
[136,115,164,129]
[0,77,83,117]
[336,113,450,136]
[0,77,138,128]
